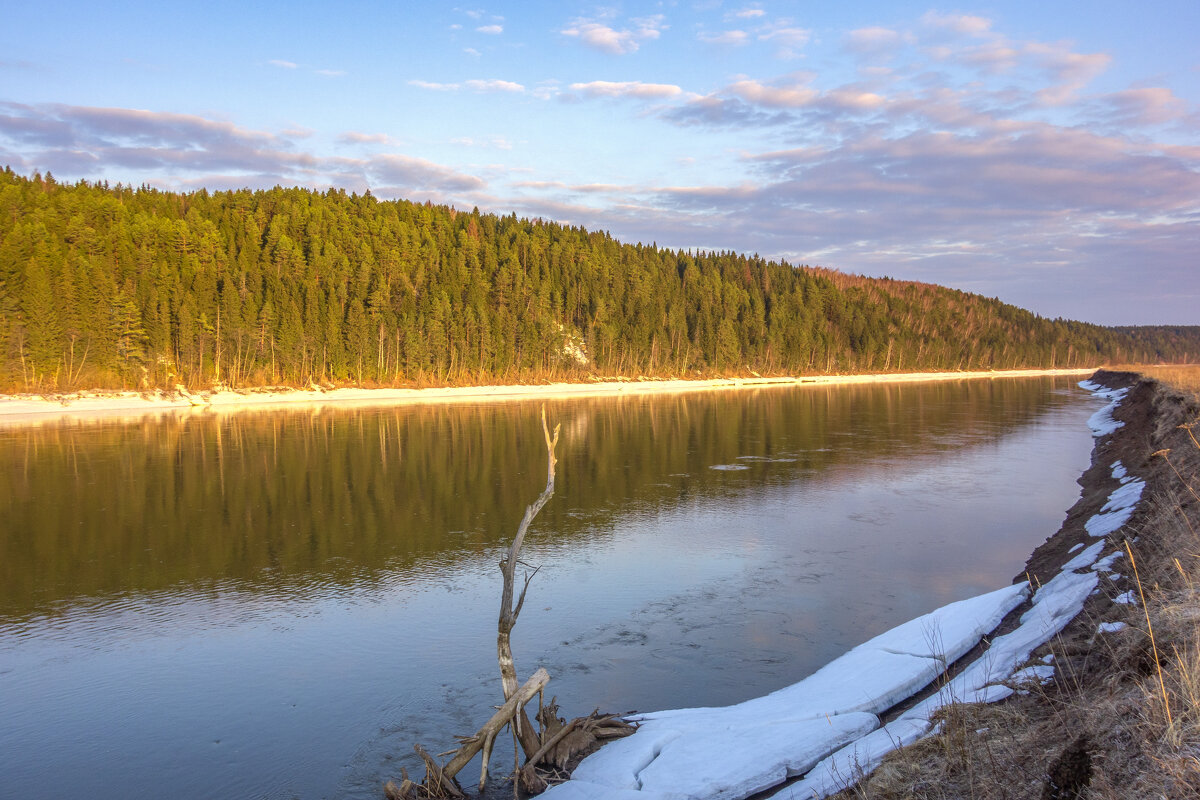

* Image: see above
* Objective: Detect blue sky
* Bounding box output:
[2,1,1197,325]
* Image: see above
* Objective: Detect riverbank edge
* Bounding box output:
[0,367,1096,426]
[824,368,1200,798]
[535,369,1196,799]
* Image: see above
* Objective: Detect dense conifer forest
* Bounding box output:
[1,168,1196,392]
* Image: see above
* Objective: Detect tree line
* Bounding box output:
[1,167,1196,392]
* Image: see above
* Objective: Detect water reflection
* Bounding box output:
[2,379,1073,617]
[0,378,1097,799]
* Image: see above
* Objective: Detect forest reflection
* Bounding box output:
[0,377,1074,619]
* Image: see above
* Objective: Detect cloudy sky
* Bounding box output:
[2,1,1197,325]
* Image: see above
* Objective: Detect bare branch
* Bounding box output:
[497,406,561,760]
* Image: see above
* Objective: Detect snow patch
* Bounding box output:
[1097,621,1127,634]
[1113,591,1138,605]
[1084,475,1144,538]
[1078,380,1128,438]
[1011,664,1055,686]
[1061,541,1104,571]
[562,586,1027,800]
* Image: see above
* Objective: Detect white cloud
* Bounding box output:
[733,8,766,19]
[408,79,524,93]
[408,80,458,91]
[568,80,683,99]
[757,25,810,59]
[845,27,909,54]
[337,131,400,146]
[476,24,503,34]
[699,30,750,46]
[269,59,298,69]
[450,136,513,150]
[728,79,817,108]
[561,14,666,55]
[822,89,886,110]
[1028,43,1111,105]
[920,12,993,38]
[368,154,487,192]
[464,79,523,92]
[1099,87,1187,126]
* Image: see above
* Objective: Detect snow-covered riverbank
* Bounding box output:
[539,376,1144,800]
[0,368,1095,427]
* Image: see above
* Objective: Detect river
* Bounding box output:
[0,377,1098,799]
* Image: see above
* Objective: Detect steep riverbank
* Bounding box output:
[534,370,1200,799]
[0,367,1094,427]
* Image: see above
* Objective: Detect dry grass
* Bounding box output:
[830,374,1200,800]
[1115,365,1200,399]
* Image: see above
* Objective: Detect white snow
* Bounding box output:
[1113,591,1138,605]
[1084,507,1135,537]
[1078,380,1129,437]
[1097,621,1128,633]
[1011,664,1055,686]
[1101,480,1145,514]
[785,554,1103,800]
[1093,552,1124,573]
[559,510,1110,800]
[1084,477,1144,538]
[772,716,932,800]
[1067,543,1084,553]
[540,781,692,800]
[1061,541,1104,571]
[638,715,878,800]
[562,585,1028,800]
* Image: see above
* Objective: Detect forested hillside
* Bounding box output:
[1,168,1196,392]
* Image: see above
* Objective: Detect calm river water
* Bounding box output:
[0,377,1099,799]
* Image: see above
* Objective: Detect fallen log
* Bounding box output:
[385,668,550,799]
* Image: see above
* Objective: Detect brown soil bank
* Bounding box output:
[834,369,1200,799]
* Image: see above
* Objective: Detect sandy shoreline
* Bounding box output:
[0,368,1097,427]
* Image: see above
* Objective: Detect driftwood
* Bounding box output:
[384,669,551,799]
[519,706,639,793]
[385,409,637,799]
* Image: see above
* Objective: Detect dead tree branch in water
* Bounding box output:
[384,408,634,799]
[498,407,560,763]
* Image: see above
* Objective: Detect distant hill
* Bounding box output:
[1,168,1196,392]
